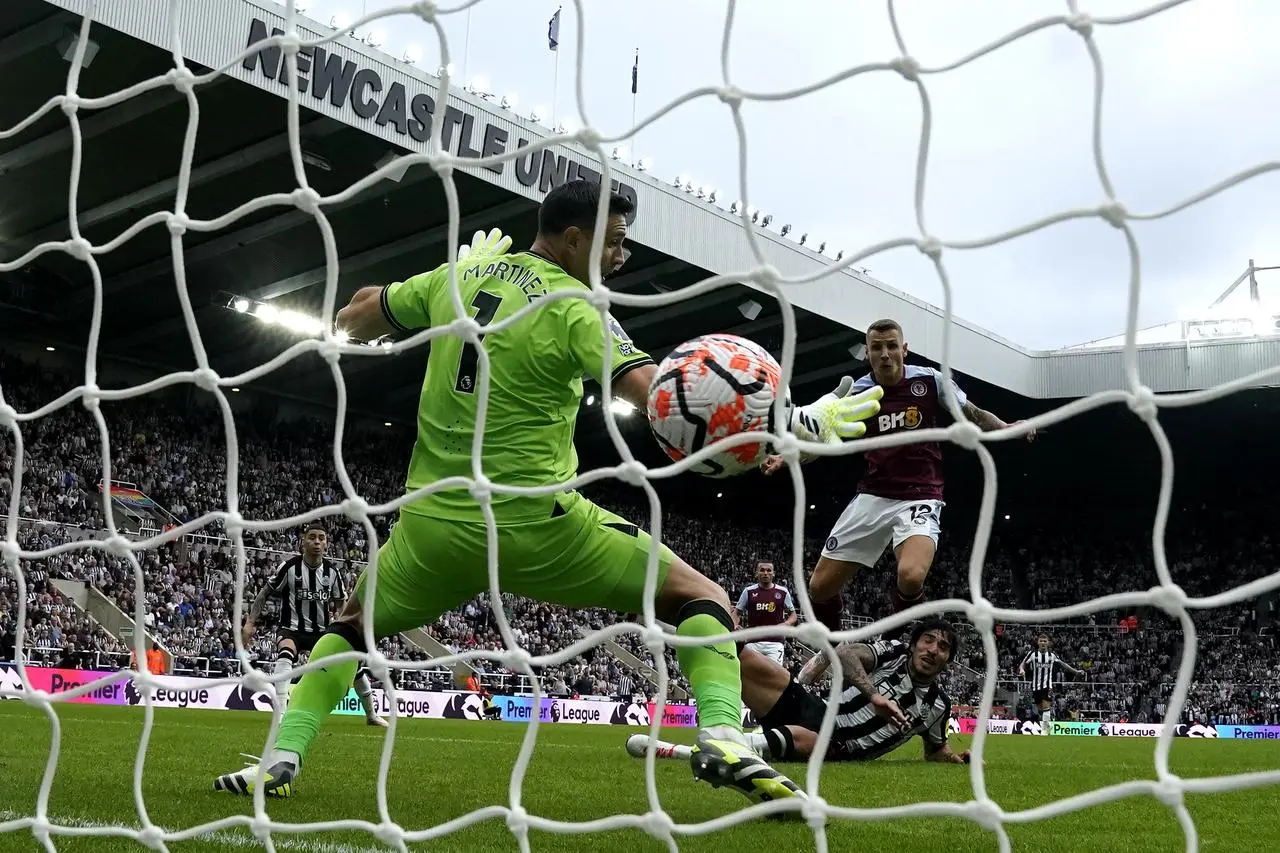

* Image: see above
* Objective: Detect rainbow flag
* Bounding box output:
[98,483,156,509]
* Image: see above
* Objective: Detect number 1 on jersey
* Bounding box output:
[454,290,503,393]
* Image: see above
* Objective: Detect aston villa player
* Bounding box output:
[764,319,1032,685]
[731,562,796,665]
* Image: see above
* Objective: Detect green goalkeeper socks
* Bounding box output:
[271,611,744,759]
[675,610,743,731]
[272,632,359,768]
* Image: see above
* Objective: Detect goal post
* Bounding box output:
[4,1,1280,852]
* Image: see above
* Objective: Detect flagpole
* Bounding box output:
[462,7,473,83]
[551,48,560,129]
[629,48,640,163]
[630,48,638,164]
[549,6,562,130]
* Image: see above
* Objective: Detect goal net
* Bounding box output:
[4,0,1280,851]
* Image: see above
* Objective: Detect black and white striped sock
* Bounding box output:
[353,672,378,718]
[273,647,297,700]
[764,727,798,761]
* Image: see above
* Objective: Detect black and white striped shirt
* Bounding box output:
[1021,649,1065,691]
[266,554,346,634]
[830,639,950,761]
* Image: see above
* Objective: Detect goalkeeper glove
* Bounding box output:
[456,227,512,263]
[788,376,883,446]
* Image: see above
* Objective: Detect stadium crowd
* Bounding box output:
[2,354,1278,726]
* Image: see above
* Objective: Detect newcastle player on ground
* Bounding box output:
[239,525,385,727]
[1019,634,1085,733]
[628,619,973,766]
[764,319,1032,684]
[730,562,797,666]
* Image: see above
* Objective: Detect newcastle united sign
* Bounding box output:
[242,19,639,220]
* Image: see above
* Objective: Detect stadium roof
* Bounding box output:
[4,0,1279,443]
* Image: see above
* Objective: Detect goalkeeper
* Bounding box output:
[214,180,882,812]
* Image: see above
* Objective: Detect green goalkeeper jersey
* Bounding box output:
[380,250,654,523]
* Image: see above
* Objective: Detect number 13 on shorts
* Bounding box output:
[821,495,945,567]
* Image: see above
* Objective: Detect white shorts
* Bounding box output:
[746,641,785,665]
[821,494,944,567]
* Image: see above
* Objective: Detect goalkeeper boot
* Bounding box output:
[689,726,806,818]
[213,753,297,799]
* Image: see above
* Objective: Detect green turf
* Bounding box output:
[0,702,1276,852]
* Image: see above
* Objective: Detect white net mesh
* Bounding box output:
[5,0,1280,850]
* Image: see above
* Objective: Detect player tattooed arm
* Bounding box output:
[834,642,878,695]
[241,585,271,645]
[835,643,909,729]
[960,400,1036,442]
[960,400,1008,431]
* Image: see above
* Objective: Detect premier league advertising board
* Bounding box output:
[0,664,697,726]
[0,666,1263,738]
[946,717,1227,738]
[1214,725,1280,739]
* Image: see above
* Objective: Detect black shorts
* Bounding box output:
[1033,688,1054,705]
[759,680,827,733]
[279,629,325,654]
[758,678,868,762]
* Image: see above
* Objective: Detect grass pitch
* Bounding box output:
[0,702,1277,852]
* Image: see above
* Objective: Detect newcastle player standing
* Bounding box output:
[242,525,386,727]
[1018,634,1085,733]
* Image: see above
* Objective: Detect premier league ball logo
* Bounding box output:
[443,693,484,720]
[0,664,25,698]
[623,703,651,727]
[223,685,276,712]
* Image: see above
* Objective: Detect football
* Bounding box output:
[646,333,784,478]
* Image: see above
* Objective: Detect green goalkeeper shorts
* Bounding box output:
[350,490,674,637]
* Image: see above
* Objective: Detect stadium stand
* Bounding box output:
[2,353,1278,724]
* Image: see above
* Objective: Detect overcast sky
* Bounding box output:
[280,0,1280,350]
